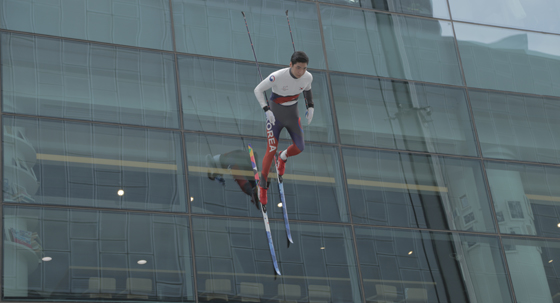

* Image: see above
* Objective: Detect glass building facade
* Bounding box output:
[1,0,560,302]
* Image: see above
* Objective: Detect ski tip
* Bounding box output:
[285,10,288,15]
[241,11,245,17]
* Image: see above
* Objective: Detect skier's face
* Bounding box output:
[289,62,308,79]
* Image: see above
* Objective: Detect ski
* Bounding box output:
[274,153,293,245]
[248,144,281,276]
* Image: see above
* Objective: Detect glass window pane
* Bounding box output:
[320,5,463,85]
[343,148,495,232]
[501,236,560,303]
[449,0,560,34]
[355,227,513,303]
[0,0,172,50]
[470,89,560,164]
[318,0,450,19]
[3,116,187,212]
[1,33,179,128]
[455,22,560,97]
[178,56,336,143]
[3,206,194,300]
[193,217,362,302]
[172,0,326,70]
[485,161,560,238]
[332,74,477,156]
[186,133,349,222]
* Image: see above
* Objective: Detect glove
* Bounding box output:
[265,110,276,125]
[306,107,314,125]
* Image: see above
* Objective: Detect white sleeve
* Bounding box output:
[254,74,275,108]
[304,73,313,91]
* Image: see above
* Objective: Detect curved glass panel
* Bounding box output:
[1,33,179,128]
[501,236,560,303]
[332,73,477,156]
[172,0,326,70]
[470,89,560,164]
[485,161,560,238]
[319,0,450,19]
[186,133,348,222]
[455,22,560,97]
[320,5,463,85]
[0,0,173,50]
[178,56,336,143]
[355,227,513,303]
[3,206,194,301]
[193,217,361,302]
[2,116,187,212]
[343,148,495,232]
[449,0,560,35]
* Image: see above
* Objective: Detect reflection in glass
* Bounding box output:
[319,0,450,19]
[343,148,495,232]
[1,33,179,128]
[501,237,560,303]
[3,206,194,301]
[172,0,326,69]
[331,74,477,155]
[485,161,560,238]
[355,227,513,303]
[0,0,173,50]
[178,56,336,143]
[449,0,560,35]
[193,217,361,302]
[455,23,560,97]
[3,116,187,212]
[186,133,348,222]
[470,89,560,164]
[320,5,463,85]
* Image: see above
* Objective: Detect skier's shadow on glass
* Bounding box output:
[205,149,269,210]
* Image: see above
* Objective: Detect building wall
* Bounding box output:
[2,0,560,302]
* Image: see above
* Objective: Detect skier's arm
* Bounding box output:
[254,76,276,124]
[303,89,314,125]
[303,90,313,109]
[254,76,274,109]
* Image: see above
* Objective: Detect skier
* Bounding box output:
[253,51,314,205]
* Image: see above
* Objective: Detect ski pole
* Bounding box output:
[285,10,296,53]
[285,10,309,110]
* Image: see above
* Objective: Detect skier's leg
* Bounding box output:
[278,109,304,176]
[260,119,282,205]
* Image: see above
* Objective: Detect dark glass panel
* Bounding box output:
[343,148,495,232]
[3,206,194,301]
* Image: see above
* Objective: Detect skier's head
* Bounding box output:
[289,51,309,79]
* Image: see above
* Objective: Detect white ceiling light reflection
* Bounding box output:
[42,256,52,262]
[118,189,125,196]
[137,260,147,265]
[277,203,282,208]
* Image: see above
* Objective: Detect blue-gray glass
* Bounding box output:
[320,5,463,86]
[178,56,336,143]
[186,133,348,222]
[501,236,560,303]
[343,148,495,232]
[3,116,187,212]
[331,74,477,156]
[449,0,560,35]
[319,0,450,19]
[172,0,326,70]
[470,90,560,164]
[1,33,179,128]
[0,0,173,50]
[3,206,194,301]
[192,217,362,302]
[355,227,513,303]
[485,161,560,238]
[455,23,560,97]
